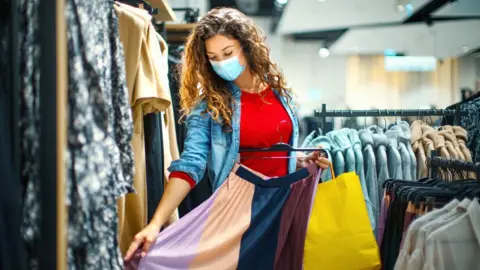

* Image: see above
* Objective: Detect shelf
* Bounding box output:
[165,23,196,44]
[165,23,196,31]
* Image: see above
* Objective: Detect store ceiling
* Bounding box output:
[329,19,480,59]
[277,0,480,57]
[209,0,277,16]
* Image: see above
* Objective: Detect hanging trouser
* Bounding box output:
[125,163,321,270]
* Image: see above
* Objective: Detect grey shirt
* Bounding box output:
[386,128,412,180]
[368,126,390,203]
[359,129,379,230]
[397,121,417,179]
[385,129,404,180]
[423,199,480,270]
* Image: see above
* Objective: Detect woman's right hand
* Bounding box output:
[123,177,193,261]
[124,222,162,261]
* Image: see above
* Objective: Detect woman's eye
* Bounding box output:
[224,52,232,56]
[209,56,216,60]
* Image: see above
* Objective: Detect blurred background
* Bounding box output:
[168,0,480,134]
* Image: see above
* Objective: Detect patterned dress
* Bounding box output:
[20,0,135,269]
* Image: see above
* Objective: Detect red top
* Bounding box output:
[170,86,293,188]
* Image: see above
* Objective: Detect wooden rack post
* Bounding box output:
[38,0,67,269]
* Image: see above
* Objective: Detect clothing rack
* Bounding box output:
[314,103,466,131]
[428,152,480,181]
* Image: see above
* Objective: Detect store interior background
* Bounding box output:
[168,0,480,132]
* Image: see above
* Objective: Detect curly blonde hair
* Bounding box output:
[179,7,293,129]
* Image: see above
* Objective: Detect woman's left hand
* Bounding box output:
[301,150,330,169]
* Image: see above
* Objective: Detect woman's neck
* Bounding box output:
[234,68,265,94]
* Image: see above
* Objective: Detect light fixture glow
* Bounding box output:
[275,0,288,5]
[318,48,330,58]
[463,46,469,53]
[318,0,326,2]
[397,5,405,12]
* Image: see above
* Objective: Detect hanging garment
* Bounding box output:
[394,121,417,180]
[306,135,335,181]
[144,113,165,222]
[326,133,346,175]
[421,199,480,270]
[461,99,480,162]
[410,120,430,178]
[167,54,186,153]
[387,126,413,180]
[395,199,460,270]
[385,129,406,180]
[304,171,381,270]
[440,125,475,178]
[359,129,380,229]
[346,129,366,184]
[380,177,480,270]
[395,198,473,270]
[369,126,390,203]
[301,130,319,149]
[442,125,472,162]
[20,0,135,269]
[155,33,180,225]
[114,3,176,255]
[0,4,27,268]
[342,129,375,229]
[125,164,321,270]
[438,129,463,160]
[328,130,351,172]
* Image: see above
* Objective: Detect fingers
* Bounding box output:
[142,235,156,257]
[314,157,330,169]
[124,233,144,261]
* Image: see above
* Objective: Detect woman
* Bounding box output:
[125,7,330,260]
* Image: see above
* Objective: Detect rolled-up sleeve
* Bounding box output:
[167,101,211,185]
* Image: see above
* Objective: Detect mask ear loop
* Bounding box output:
[277,120,288,144]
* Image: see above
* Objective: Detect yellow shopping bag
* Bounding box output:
[304,165,381,270]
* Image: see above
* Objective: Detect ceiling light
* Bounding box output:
[275,0,288,5]
[463,46,469,53]
[318,48,330,58]
[318,0,326,2]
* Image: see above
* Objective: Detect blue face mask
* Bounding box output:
[210,56,246,81]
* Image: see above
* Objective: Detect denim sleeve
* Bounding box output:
[168,101,211,184]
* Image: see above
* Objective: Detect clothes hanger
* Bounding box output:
[239,120,328,158]
[383,110,388,132]
[363,111,367,129]
[349,110,353,129]
[339,111,344,128]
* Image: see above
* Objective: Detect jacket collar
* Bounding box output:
[468,199,480,247]
[226,82,242,97]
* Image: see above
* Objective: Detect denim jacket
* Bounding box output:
[168,82,299,190]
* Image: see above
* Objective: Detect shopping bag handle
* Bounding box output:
[329,162,336,180]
